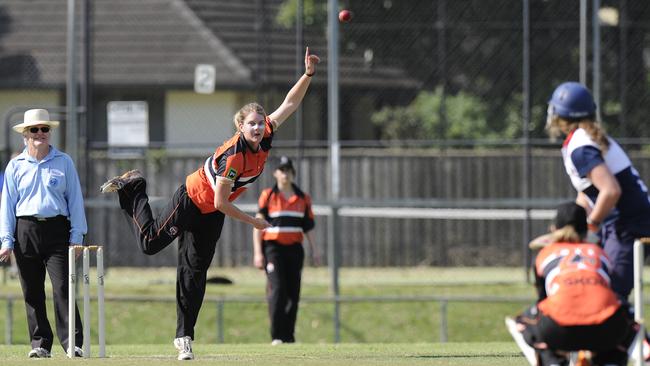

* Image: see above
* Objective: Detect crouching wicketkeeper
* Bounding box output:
[506,202,640,366]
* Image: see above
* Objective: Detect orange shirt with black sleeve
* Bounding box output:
[535,242,620,326]
[185,116,274,214]
[258,184,315,245]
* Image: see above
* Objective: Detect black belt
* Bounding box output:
[18,215,67,222]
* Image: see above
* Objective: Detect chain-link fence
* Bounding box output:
[1,0,650,267]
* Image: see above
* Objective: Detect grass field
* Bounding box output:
[2,266,648,364]
[0,342,525,365]
[0,267,536,345]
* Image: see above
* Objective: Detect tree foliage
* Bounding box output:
[371,87,521,140]
[276,0,325,28]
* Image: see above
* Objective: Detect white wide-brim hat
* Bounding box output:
[13,109,60,133]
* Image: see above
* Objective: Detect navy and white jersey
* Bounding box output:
[562,128,650,223]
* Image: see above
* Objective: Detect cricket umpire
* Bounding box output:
[0,109,87,358]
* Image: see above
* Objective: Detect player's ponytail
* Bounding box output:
[578,120,610,153]
[550,225,582,243]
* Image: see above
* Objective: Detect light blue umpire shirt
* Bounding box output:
[0,146,87,249]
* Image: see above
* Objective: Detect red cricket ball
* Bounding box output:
[338,9,352,23]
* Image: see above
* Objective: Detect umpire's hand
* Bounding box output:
[0,247,12,262]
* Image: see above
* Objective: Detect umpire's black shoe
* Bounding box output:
[100,169,144,193]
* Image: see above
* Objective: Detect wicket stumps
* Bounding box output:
[633,238,650,366]
[68,245,105,358]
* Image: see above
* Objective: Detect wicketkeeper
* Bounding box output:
[507,202,639,366]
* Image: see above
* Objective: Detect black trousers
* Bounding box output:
[520,305,637,366]
[263,242,304,342]
[13,216,83,352]
[118,180,224,339]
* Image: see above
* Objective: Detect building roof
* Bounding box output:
[0,0,419,89]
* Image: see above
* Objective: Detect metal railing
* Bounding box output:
[1,293,535,345]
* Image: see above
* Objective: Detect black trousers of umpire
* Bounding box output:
[263,242,304,342]
[117,179,224,339]
[13,216,83,352]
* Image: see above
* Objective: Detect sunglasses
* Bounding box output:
[28,126,50,133]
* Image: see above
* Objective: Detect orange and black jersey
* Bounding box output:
[186,117,274,214]
[535,242,620,326]
[258,184,315,245]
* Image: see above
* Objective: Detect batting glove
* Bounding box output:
[585,219,601,244]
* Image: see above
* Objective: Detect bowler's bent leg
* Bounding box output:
[119,182,199,255]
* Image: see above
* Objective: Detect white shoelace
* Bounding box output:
[180,339,192,353]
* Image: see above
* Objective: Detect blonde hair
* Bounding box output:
[578,120,610,152]
[549,225,583,243]
[233,103,266,130]
[547,115,610,153]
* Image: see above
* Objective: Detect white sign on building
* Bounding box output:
[107,101,149,147]
[194,64,216,94]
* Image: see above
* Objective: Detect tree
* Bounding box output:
[371,87,521,141]
[276,0,325,28]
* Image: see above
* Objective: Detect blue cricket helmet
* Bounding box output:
[547,82,597,119]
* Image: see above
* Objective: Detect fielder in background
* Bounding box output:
[0,109,87,358]
[253,156,320,345]
[546,81,650,300]
[100,47,319,360]
[507,202,639,366]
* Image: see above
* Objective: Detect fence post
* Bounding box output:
[5,297,13,345]
[328,205,341,343]
[439,300,448,343]
[216,300,224,344]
